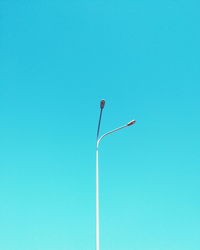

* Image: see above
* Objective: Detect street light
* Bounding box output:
[96,99,136,250]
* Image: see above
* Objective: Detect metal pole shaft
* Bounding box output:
[96,147,100,250]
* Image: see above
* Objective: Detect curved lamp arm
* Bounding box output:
[96,120,136,149]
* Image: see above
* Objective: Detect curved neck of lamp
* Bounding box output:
[96,124,128,149]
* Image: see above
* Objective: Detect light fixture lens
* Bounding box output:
[100,99,105,109]
[127,120,136,126]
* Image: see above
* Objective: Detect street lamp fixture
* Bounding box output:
[95,99,136,250]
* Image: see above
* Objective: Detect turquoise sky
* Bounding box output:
[0,1,200,249]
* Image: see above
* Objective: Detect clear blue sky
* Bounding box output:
[0,0,200,249]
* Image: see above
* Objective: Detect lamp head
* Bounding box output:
[127,120,136,126]
[100,99,105,109]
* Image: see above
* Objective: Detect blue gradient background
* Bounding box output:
[0,1,200,249]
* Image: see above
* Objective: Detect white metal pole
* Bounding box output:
[96,146,100,250]
[95,121,135,250]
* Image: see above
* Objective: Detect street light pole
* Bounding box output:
[96,99,136,250]
[96,100,105,250]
